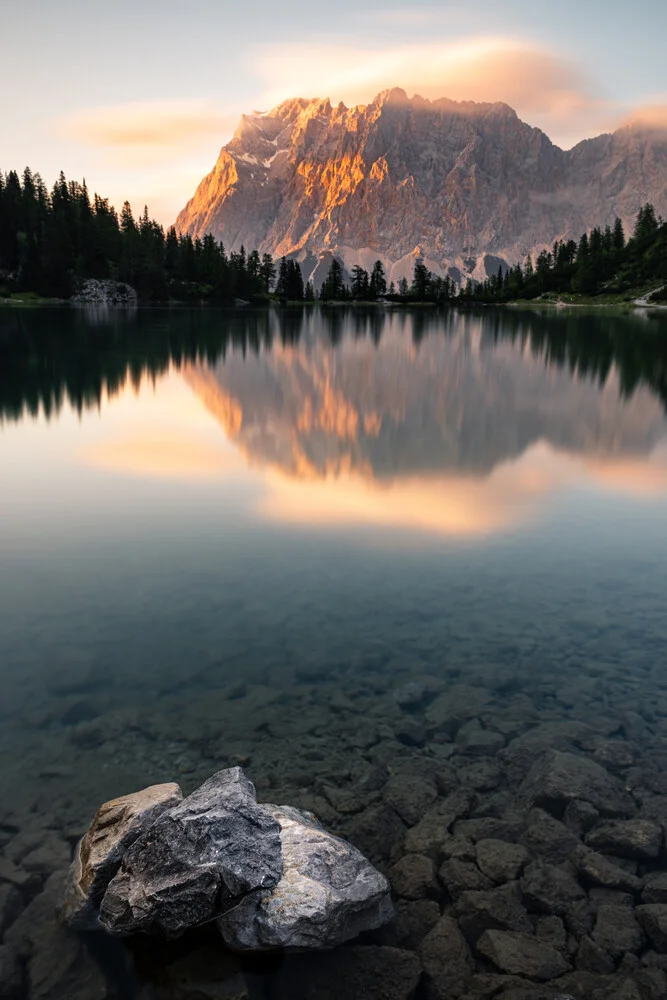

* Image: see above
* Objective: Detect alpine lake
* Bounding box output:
[2,303,667,1000]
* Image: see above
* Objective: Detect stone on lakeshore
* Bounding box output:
[476,929,571,981]
[100,768,282,936]
[585,819,663,861]
[59,782,183,930]
[71,278,137,306]
[520,751,635,818]
[218,804,393,950]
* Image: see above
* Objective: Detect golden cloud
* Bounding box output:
[614,102,667,133]
[254,36,609,147]
[60,99,238,149]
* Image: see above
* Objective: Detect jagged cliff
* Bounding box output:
[175,89,667,285]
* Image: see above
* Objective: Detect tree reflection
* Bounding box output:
[1,306,667,423]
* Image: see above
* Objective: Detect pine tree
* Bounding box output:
[370,260,387,298]
[320,258,345,300]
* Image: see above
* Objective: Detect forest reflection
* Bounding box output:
[1,305,667,425]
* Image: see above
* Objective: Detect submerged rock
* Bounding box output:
[476,929,571,981]
[520,750,636,818]
[585,819,663,860]
[218,804,393,950]
[59,782,183,930]
[100,768,282,936]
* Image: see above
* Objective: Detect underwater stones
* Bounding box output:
[520,862,585,917]
[418,915,474,1000]
[592,904,645,960]
[382,899,441,949]
[636,905,667,953]
[389,854,437,900]
[439,859,493,898]
[345,801,406,864]
[572,846,643,894]
[60,782,183,930]
[476,929,571,981]
[382,774,437,827]
[520,751,635,818]
[150,944,250,1000]
[475,840,528,885]
[100,768,282,936]
[585,819,663,861]
[520,810,580,864]
[425,685,493,736]
[218,804,392,950]
[403,790,475,857]
[452,887,532,942]
[267,946,422,1000]
[642,873,667,904]
[0,883,22,937]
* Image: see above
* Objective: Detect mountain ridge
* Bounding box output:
[175,89,667,285]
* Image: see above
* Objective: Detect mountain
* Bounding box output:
[175,89,667,286]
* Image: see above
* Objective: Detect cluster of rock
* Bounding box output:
[59,766,393,950]
[71,279,137,306]
[6,665,667,1000]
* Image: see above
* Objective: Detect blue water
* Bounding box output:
[2,304,667,997]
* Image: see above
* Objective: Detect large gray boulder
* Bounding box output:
[218,804,393,950]
[59,782,182,930]
[99,768,283,936]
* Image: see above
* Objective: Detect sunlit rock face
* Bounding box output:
[175,89,667,285]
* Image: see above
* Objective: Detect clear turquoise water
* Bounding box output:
[2,304,667,995]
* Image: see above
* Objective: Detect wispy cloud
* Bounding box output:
[60,99,237,151]
[614,101,667,133]
[252,36,611,147]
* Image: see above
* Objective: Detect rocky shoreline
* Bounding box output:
[3,653,667,1000]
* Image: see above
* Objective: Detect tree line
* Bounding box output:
[461,205,667,303]
[1,167,665,304]
[3,305,667,425]
[0,168,284,301]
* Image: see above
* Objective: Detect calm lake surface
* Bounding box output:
[2,304,667,999]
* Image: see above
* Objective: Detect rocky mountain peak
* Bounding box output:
[175,90,667,285]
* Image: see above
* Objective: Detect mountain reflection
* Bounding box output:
[2,308,667,530]
[184,312,667,481]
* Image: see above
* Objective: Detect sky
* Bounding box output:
[2,0,666,226]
